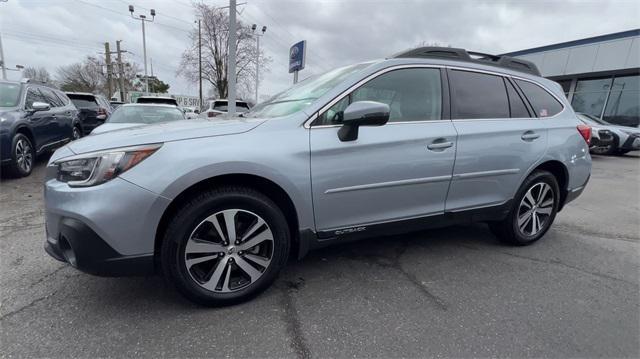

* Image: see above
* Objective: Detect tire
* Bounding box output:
[489,170,560,246]
[72,125,82,141]
[161,186,291,306]
[7,133,34,177]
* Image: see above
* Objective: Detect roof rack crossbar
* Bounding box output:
[391,46,541,76]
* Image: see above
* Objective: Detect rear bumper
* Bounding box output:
[45,217,154,276]
[563,174,590,209]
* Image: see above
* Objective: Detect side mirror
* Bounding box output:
[31,101,50,112]
[338,101,390,141]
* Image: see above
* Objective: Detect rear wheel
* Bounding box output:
[7,133,34,177]
[161,186,290,306]
[490,170,559,245]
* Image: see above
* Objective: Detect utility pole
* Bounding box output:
[116,40,126,102]
[198,19,203,110]
[227,0,237,114]
[0,32,7,80]
[251,24,266,104]
[104,42,113,98]
[129,5,155,95]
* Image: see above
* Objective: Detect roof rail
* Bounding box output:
[391,47,541,76]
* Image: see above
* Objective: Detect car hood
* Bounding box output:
[67,117,265,154]
[90,123,146,135]
[608,124,640,134]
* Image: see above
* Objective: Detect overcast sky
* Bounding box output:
[2,0,639,100]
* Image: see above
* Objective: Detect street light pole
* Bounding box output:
[129,5,155,95]
[198,19,203,110]
[251,24,266,104]
[227,0,237,115]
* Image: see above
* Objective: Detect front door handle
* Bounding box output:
[521,131,540,141]
[427,141,454,150]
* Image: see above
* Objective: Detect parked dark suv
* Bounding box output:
[0,80,81,177]
[65,92,113,135]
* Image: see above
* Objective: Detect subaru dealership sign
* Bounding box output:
[289,40,306,73]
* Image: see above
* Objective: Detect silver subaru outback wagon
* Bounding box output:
[44,47,592,305]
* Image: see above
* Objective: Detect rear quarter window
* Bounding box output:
[515,79,563,117]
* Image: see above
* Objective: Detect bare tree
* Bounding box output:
[22,66,52,83]
[178,2,270,99]
[57,56,142,97]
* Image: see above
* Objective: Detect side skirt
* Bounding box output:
[297,200,512,259]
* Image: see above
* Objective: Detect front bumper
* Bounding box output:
[45,217,154,276]
[620,134,640,151]
[44,167,171,276]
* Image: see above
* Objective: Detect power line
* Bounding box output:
[76,0,191,33]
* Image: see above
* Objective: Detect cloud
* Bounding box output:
[2,0,639,100]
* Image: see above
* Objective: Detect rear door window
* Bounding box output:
[449,70,509,119]
[514,79,563,117]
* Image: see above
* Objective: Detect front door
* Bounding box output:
[25,87,57,151]
[309,67,457,234]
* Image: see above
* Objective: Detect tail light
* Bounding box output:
[577,124,592,145]
[207,112,218,118]
[97,107,108,120]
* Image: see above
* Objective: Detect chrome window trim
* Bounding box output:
[303,64,443,129]
[304,63,567,129]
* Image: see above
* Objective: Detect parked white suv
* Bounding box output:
[200,99,251,118]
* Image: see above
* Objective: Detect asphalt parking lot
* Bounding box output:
[1,153,638,358]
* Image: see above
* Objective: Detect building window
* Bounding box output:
[603,75,639,127]
[556,79,572,97]
[570,77,612,119]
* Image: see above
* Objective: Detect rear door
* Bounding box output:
[309,66,457,234]
[445,69,551,211]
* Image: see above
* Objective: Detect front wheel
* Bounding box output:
[72,125,82,141]
[161,186,290,306]
[490,170,560,245]
[8,133,34,177]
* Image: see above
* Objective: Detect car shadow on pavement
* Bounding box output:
[73,223,502,312]
[0,152,51,182]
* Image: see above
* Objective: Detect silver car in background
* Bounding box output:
[577,112,640,155]
[90,104,186,135]
[44,47,591,306]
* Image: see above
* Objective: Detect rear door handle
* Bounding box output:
[521,131,540,141]
[427,141,454,150]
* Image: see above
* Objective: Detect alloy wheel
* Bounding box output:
[72,127,81,140]
[184,209,274,293]
[517,182,554,236]
[15,138,33,173]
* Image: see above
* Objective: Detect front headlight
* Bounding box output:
[55,143,162,187]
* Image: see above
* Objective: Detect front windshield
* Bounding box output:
[107,105,185,124]
[245,62,371,118]
[0,83,22,107]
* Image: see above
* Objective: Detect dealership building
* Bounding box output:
[503,29,639,127]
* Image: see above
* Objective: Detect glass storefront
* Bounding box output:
[570,74,639,127]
